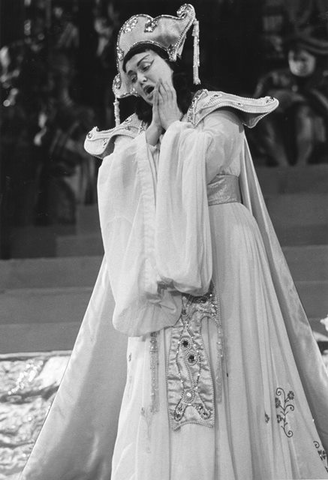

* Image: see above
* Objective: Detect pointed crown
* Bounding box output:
[113,4,199,100]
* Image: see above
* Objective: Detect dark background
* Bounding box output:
[3,0,323,109]
[1,0,328,259]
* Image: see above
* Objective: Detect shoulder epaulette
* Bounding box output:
[188,90,279,128]
[84,114,143,159]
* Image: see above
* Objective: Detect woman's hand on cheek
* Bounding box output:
[151,84,162,129]
[158,79,182,130]
[146,84,164,146]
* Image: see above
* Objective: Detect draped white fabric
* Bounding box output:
[19,103,328,480]
[97,112,238,336]
[240,140,328,453]
[97,132,182,337]
[155,120,212,294]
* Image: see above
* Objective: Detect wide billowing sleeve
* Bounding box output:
[97,132,182,337]
[98,111,240,336]
[155,111,241,294]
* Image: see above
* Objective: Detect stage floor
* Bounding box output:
[0,352,70,480]
[1,344,328,479]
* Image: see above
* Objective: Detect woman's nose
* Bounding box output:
[137,72,147,84]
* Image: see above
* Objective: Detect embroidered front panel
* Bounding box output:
[275,387,295,438]
[167,290,220,430]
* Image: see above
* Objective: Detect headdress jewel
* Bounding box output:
[112,4,200,125]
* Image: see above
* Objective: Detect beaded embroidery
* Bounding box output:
[141,332,160,452]
[186,89,207,125]
[144,19,158,33]
[167,288,224,430]
[149,332,159,413]
[167,44,176,61]
[116,46,124,63]
[121,17,138,34]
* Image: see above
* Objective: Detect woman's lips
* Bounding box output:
[144,86,154,98]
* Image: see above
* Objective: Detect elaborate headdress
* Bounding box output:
[112,4,200,125]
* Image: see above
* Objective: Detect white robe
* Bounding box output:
[20,93,328,480]
[108,109,328,479]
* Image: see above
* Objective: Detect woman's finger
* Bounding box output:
[163,81,175,100]
[153,83,159,101]
[160,79,172,98]
[153,84,159,112]
[153,84,164,127]
[155,80,161,96]
[159,78,167,91]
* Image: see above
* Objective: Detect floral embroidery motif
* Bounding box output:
[275,387,295,438]
[144,19,158,32]
[314,440,328,472]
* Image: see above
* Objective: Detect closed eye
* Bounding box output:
[127,59,153,84]
[141,62,152,72]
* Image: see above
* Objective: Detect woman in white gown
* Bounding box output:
[20,4,328,480]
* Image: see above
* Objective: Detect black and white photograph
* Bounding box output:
[1,1,328,479]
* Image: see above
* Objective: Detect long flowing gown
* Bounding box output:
[19,91,328,480]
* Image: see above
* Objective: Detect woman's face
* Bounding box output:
[125,50,173,105]
[288,48,316,77]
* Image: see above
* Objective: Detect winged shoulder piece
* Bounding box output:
[188,90,279,128]
[84,91,279,159]
[84,114,143,159]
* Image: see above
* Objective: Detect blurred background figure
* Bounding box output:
[252,29,328,167]
[91,0,120,128]
[50,0,79,57]
[0,0,98,241]
[34,51,96,225]
[0,6,48,231]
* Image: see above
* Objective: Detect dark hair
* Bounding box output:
[123,43,200,124]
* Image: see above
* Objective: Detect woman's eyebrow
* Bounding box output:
[127,54,151,76]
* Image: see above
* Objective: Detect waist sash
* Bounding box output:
[207,174,241,206]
